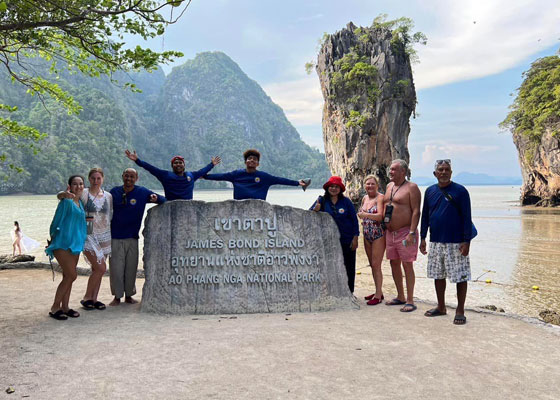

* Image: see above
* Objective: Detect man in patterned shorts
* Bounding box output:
[419,159,473,325]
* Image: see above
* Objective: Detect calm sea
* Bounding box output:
[1,186,559,318]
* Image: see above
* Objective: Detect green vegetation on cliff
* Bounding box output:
[501,54,560,142]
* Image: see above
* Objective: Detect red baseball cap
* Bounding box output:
[170,156,185,165]
[323,176,346,192]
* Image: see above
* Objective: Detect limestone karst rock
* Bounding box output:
[316,22,417,202]
[513,125,560,206]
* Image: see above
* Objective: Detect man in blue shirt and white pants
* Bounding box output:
[420,159,473,325]
[109,168,166,306]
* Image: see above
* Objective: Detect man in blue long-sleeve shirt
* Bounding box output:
[109,168,166,306]
[419,159,473,325]
[125,149,221,200]
[203,149,309,200]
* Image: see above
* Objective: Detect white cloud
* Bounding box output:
[263,77,323,126]
[414,0,560,89]
[421,144,500,166]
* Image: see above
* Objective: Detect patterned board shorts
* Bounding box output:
[427,242,471,283]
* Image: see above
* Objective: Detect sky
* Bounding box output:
[142,0,560,178]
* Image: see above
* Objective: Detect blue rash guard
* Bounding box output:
[134,159,215,200]
[204,169,300,200]
[420,182,472,243]
[110,185,166,239]
[310,196,360,244]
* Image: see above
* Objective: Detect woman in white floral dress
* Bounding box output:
[60,167,113,310]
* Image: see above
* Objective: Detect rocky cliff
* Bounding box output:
[512,125,560,206]
[502,55,560,206]
[316,22,417,201]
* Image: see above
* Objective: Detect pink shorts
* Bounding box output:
[386,227,418,262]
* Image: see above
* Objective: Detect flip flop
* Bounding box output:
[49,310,68,320]
[453,315,467,325]
[65,309,80,318]
[385,298,406,306]
[80,299,95,310]
[424,308,447,317]
[93,301,106,310]
[365,294,385,301]
[400,303,417,312]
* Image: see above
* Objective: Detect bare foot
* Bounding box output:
[125,297,138,304]
[109,298,121,306]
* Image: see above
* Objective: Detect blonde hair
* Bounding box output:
[88,167,104,178]
[363,174,378,186]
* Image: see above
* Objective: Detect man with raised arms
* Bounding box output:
[203,149,310,200]
[109,168,165,306]
[125,150,221,200]
[382,159,422,312]
[420,159,473,325]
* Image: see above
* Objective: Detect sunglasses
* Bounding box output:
[122,192,127,205]
[436,159,451,165]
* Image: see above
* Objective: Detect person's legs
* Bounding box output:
[83,251,106,303]
[109,239,125,306]
[371,236,385,300]
[341,242,356,293]
[402,261,416,306]
[389,259,405,302]
[363,238,375,298]
[124,239,139,302]
[51,250,79,313]
[455,281,468,322]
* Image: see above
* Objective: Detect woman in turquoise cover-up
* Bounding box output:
[45,175,87,320]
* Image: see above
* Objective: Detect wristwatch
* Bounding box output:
[409,231,416,235]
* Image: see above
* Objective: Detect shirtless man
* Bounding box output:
[382,159,422,312]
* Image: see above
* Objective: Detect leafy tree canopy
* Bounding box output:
[371,14,427,63]
[500,54,560,142]
[0,0,189,171]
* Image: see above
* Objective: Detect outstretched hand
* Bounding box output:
[211,156,221,166]
[125,149,138,161]
[57,187,75,200]
[149,194,158,203]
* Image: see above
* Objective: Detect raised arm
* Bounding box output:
[125,150,167,181]
[192,156,221,180]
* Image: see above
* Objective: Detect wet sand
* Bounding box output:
[1,269,559,399]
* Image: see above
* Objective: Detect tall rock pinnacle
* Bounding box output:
[316,22,417,202]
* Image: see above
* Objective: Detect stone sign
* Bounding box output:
[141,200,357,314]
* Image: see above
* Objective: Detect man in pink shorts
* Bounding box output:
[382,159,421,312]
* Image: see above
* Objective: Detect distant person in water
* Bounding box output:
[125,150,221,200]
[11,221,23,256]
[11,221,40,256]
[109,168,165,306]
[203,149,310,200]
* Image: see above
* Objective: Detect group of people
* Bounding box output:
[311,158,474,325]
[44,149,474,326]
[45,149,310,320]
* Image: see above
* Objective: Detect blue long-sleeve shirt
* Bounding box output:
[204,169,300,200]
[135,159,214,200]
[310,196,360,244]
[110,185,166,239]
[420,182,472,243]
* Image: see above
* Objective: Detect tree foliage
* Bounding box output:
[372,14,427,63]
[0,0,190,172]
[500,54,560,142]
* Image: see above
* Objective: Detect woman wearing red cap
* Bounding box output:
[310,176,360,293]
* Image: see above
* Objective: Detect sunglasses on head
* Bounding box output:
[436,159,451,165]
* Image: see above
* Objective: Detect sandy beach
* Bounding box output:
[1,268,559,399]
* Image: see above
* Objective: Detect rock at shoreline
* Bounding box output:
[480,305,505,313]
[0,254,35,264]
[539,310,560,326]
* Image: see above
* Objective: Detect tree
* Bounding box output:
[0,0,190,171]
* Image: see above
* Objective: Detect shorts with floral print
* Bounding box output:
[427,242,471,283]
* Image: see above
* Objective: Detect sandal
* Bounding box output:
[80,299,95,310]
[49,310,68,320]
[385,298,406,306]
[65,309,80,318]
[93,301,106,310]
[367,297,383,306]
[424,308,446,317]
[400,303,417,313]
[364,294,385,301]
